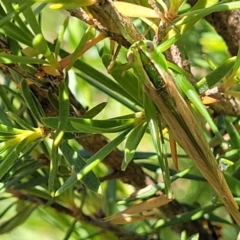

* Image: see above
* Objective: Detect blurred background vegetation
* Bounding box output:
[1,1,240,240]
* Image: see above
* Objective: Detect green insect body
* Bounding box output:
[139,49,165,90]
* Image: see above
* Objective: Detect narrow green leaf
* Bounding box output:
[32,33,58,67]
[144,93,172,198]
[49,80,69,195]
[224,172,240,197]
[71,117,138,133]
[176,2,240,27]
[77,129,131,180]
[154,204,221,228]
[144,94,161,152]
[6,112,35,131]
[166,2,240,48]
[0,137,29,180]
[196,57,235,94]
[1,162,42,192]
[0,204,36,234]
[175,74,224,143]
[21,187,51,200]
[118,168,191,204]
[0,85,23,114]
[220,149,240,163]
[0,17,33,46]
[48,144,59,196]
[158,33,182,52]
[32,2,47,15]
[55,16,69,57]
[0,135,41,180]
[53,80,69,145]
[102,54,142,106]
[55,174,77,196]
[0,53,47,64]
[0,2,32,29]
[0,202,15,219]
[82,102,107,118]
[66,26,92,71]
[122,121,147,170]
[104,180,117,216]
[0,123,25,134]
[11,0,98,7]
[0,146,19,180]
[232,43,240,74]
[21,79,44,123]
[224,117,240,149]
[57,141,100,195]
[42,115,140,133]
[62,219,78,240]
[1,0,34,36]
[75,72,140,112]
[22,6,42,35]
[187,233,199,240]
[41,117,75,131]
[0,135,17,141]
[47,91,59,112]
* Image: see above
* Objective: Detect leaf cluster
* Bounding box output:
[1,1,240,240]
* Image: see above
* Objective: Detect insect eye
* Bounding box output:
[127,51,135,62]
[145,41,154,52]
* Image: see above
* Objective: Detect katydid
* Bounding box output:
[126,40,240,225]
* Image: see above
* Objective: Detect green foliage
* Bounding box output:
[1,1,240,240]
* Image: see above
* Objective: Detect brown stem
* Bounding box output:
[7,189,147,240]
[188,0,240,56]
